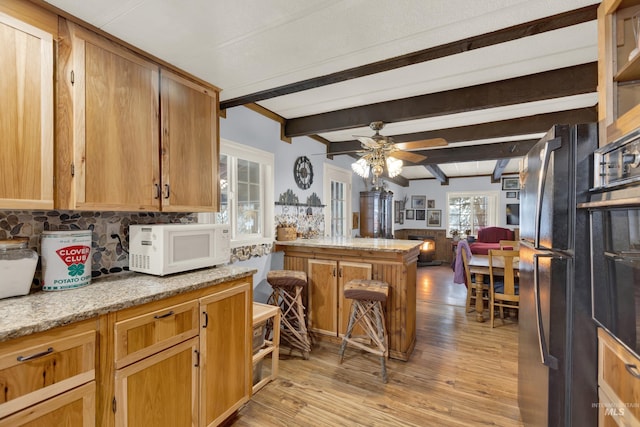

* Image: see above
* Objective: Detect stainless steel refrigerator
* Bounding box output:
[518,123,597,427]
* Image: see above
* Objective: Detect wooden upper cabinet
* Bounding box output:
[59,21,160,211]
[0,12,53,209]
[598,0,640,145]
[57,20,220,211]
[160,70,219,212]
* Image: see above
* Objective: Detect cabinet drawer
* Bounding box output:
[0,329,95,419]
[115,300,199,368]
[598,328,640,425]
[0,381,95,427]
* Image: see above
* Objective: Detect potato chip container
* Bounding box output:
[41,230,92,291]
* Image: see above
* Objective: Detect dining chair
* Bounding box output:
[498,240,520,251]
[488,249,520,328]
[461,248,489,314]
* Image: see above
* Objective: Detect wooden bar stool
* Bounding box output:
[266,270,311,359]
[339,279,389,383]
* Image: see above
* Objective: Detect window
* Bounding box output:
[446,191,498,237]
[199,139,274,246]
[324,164,352,237]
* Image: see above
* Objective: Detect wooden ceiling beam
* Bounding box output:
[425,165,449,185]
[327,107,597,155]
[220,5,597,109]
[492,159,511,183]
[414,140,539,165]
[285,62,597,137]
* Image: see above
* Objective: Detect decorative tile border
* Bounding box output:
[230,242,274,263]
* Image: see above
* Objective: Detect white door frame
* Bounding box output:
[323,163,352,237]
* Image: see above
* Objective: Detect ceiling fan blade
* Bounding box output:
[394,138,447,150]
[355,136,380,149]
[390,151,427,164]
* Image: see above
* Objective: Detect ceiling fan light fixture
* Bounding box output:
[352,157,370,178]
[386,157,403,178]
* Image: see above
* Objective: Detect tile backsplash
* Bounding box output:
[0,210,195,290]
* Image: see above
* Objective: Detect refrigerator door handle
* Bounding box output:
[533,253,559,370]
[534,137,562,249]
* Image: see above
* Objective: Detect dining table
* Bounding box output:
[467,254,520,322]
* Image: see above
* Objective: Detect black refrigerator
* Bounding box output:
[518,123,597,427]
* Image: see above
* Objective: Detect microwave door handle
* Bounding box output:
[534,137,562,249]
[533,253,559,370]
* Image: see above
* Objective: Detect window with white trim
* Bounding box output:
[446,191,498,237]
[199,139,274,246]
[324,164,352,237]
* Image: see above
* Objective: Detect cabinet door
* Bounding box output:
[308,259,338,335]
[114,337,199,427]
[66,23,160,211]
[199,282,251,427]
[160,70,219,212]
[0,12,53,209]
[338,261,372,336]
[0,382,95,427]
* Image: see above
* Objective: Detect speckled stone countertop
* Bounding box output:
[275,237,422,252]
[0,266,256,343]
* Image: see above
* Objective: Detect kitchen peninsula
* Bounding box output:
[275,237,421,361]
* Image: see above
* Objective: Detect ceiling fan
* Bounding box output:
[347,121,447,181]
[352,121,447,164]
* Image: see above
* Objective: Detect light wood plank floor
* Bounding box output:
[229,265,523,426]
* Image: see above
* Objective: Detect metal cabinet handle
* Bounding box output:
[164,184,170,199]
[625,364,640,379]
[534,137,561,248]
[533,253,558,370]
[202,311,209,328]
[154,184,161,199]
[17,347,54,362]
[194,349,200,367]
[154,310,174,319]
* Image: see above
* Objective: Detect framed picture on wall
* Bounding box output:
[427,199,435,208]
[411,195,426,209]
[405,209,415,220]
[427,209,441,227]
[506,191,517,199]
[415,209,426,221]
[506,204,520,225]
[398,212,404,224]
[502,177,520,190]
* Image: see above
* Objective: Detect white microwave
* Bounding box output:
[129,223,230,276]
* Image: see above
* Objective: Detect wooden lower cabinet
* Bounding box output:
[598,328,640,426]
[106,277,252,427]
[114,337,199,426]
[199,283,252,427]
[0,320,96,424]
[0,382,95,427]
[307,259,372,336]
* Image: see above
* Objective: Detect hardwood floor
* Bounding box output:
[229,265,523,426]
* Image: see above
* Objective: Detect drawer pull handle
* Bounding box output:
[625,363,640,379]
[17,347,54,362]
[154,310,174,319]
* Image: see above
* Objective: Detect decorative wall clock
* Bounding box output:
[293,156,313,189]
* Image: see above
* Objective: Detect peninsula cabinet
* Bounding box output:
[307,259,371,336]
[0,320,96,426]
[0,11,54,209]
[103,277,252,427]
[276,239,420,361]
[598,0,640,145]
[57,20,219,212]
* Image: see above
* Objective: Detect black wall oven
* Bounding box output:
[582,129,640,357]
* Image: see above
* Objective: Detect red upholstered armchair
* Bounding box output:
[469,227,515,255]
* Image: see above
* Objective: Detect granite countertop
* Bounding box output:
[0,265,256,343]
[275,237,422,252]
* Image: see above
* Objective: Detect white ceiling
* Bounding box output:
[44,0,600,181]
